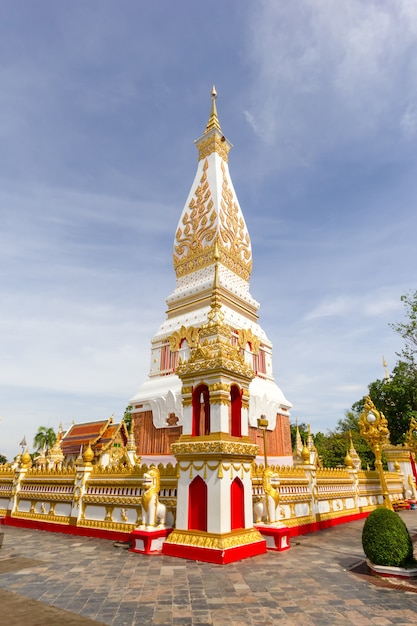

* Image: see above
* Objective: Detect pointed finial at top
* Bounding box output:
[382,355,390,382]
[205,85,222,134]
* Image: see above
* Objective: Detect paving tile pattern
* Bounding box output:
[1,512,417,625]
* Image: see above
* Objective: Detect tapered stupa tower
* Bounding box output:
[130,88,292,462]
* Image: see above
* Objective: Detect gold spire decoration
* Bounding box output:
[196,87,232,163]
[204,86,222,134]
[83,442,94,465]
[295,420,303,454]
[382,355,390,382]
[344,450,354,468]
[301,441,310,464]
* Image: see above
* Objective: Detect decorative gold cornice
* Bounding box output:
[172,436,259,459]
[177,358,251,377]
[317,507,360,522]
[164,527,263,550]
[18,493,73,502]
[277,514,316,529]
[26,466,76,477]
[197,133,230,162]
[12,511,71,525]
[78,518,135,533]
[83,495,141,506]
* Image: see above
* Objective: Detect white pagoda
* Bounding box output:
[130,88,292,464]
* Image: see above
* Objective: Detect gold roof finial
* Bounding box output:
[205,85,222,134]
[382,355,390,382]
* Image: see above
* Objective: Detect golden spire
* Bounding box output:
[204,85,222,134]
[382,355,390,382]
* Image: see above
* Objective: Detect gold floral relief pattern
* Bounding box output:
[173,158,252,282]
[168,325,200,352]
[238,329,261,355]
[219,161,252,271]
[174,160,216,265]
[197,134,231,162]
[165,527,263,550]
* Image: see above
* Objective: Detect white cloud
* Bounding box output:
[304,290,403,322]
[243,0,417,162]
[400,104,417,138]
[305,296,350,320]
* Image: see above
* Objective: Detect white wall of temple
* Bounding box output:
[181,405,192,435]
[207,467,254,534]
[175,471,191,529]
[174,466,254,534]
[210,403,227,433]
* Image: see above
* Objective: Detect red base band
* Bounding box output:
[162,539,266,564]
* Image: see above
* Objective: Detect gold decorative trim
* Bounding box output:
[281,514,315,528]
[165,527,263,550]
[315,491,357,501]
[238,329,260,355]
[172,438,259,459]
[26,467,76,477]
[317,507,360,522]
[176,459,251,480]
[168,325,200,352]
[83,495,141,505]
[12,511,71,524]
[197,134,230,162]
[78,519,135,533]
[17,493,73,502]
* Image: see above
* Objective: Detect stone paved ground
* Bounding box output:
[1,512,417,626]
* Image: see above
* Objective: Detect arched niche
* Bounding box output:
[230,384,242,437]
[188,475,207,531]
[192,384,210,436]
[230,477,245,530]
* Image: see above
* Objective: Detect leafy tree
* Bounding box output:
[123,405,133,433]
[347,292,417,448]
[314,431,349,468]
[349,362,417,446]
[314,412,374,469]
[368,362,417,445]
[390,290,417,368]
[33,426,56,452]
[0,453,7,464]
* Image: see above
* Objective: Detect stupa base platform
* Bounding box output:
[130,527,173,554]
[161,528,267,564]
[255,523,291,551]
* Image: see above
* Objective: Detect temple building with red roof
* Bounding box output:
[60,417,130,466]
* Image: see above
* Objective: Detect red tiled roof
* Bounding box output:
[61,420,109,456]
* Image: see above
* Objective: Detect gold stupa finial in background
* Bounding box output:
[205,85,222,134]
[382,355,390,382]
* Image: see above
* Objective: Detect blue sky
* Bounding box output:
[1,1,417,460]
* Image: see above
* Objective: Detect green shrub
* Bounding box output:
[362,508,415,567]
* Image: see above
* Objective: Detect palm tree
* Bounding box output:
[33,426,56,453]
